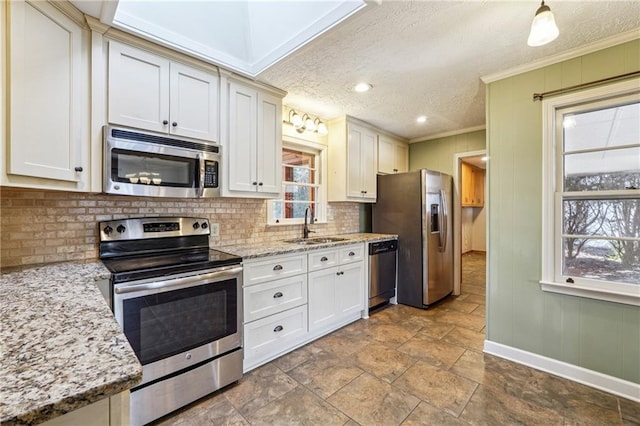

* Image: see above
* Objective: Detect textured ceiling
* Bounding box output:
[256,1,640,141]
[71,0,640,142]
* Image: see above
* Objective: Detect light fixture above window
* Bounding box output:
[284,108,328,136]
[527,1,559,47]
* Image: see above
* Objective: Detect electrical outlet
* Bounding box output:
[210,222,220,237]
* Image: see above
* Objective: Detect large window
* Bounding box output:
[541,79,639,305]
[268,139,327,225]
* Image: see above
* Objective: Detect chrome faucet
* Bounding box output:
[303,207,315,239]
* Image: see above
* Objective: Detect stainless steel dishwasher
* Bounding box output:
[368,238,398,309]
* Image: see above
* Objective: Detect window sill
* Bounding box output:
[539,280,640,306]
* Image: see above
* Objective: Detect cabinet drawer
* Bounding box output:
[244,275,307,323]
[243,254,307,286]
[339,244,364,264]
[244,305,307,362]
[308,249,339,272]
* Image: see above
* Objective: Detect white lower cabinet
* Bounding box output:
[244,305,307,369]
[242,243,366,372]
[308,251,364,334]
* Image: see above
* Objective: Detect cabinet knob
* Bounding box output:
[273,264,283,271]
[348,251,355,257]
[258,182,263,186]
[252,182,258,186]
[172,122,178,127]
[320,256,328,262]
[163,120,169,125]
[393,168,398,172]
[273,292,283,298]
[273,325,284,333]
[74,166,83,172]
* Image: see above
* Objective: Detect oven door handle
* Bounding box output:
[114,266,243,295]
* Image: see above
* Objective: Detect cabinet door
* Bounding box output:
[473,168,485,206]
[360,129,378,200]
[461,162,473,206]
[9,0,85,183]
[394,142,409,173]
[308,267,338,331]
[377,135,395,174]
[227,82,258,192]
[169,62,219,141]
[336,262,364,316]
[256,91,282,194]
[346,125,364,198]
[108,42,170,133]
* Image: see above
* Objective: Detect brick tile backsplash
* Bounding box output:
[0,187,360,268]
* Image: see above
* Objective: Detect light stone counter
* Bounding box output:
[220,232,397,259]
[0,261,142,425]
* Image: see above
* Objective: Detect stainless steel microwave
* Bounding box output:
[103,125,221,198]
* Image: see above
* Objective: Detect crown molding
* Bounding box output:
[481,29,640,84]
[410,125,486,144]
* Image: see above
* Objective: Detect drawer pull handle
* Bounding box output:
[348,251,355,256]
[273,292,283,298]
[274,325,284,333]
[336,271,344,276]
[273,265,283,271]
[320,256,328,262]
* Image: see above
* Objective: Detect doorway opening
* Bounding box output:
[452,150,487,295]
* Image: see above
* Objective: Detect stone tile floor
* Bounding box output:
[153,252,639,425]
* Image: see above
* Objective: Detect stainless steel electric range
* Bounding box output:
[98,217,243,426]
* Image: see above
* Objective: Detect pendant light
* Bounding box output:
[527,1,559,47]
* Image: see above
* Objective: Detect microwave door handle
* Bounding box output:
[196,153,205,197]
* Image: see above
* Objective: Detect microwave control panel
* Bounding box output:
[203,161,218,188]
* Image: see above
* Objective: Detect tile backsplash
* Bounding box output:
[0,187,360,268]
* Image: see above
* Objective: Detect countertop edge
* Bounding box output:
[220,233,398,259]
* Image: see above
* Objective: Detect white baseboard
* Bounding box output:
[484,340,640,403]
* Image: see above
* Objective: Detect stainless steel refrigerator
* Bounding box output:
[373,169,453,308]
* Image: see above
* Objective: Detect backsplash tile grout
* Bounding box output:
[0,187,360,268]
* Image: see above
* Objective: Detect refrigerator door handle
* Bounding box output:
[439,189,448,253]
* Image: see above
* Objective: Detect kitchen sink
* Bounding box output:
[284,237,347,245]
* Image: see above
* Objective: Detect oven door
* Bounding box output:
[104,126,220,198]
[113,265,242,386]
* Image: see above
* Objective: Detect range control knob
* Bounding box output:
[201,222,208,229]
[103,226,113,235]
[192,222,200,230]
[116,225,126,233]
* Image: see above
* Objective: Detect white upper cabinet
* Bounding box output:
[108,41,219,142]
[378,134,409,174]
[328,117,378,202]
[5,0,90,190]
[222,77,283,197]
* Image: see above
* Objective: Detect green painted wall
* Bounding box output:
[409,130,486,174]
[486,39,640,383]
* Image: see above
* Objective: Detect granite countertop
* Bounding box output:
[0,261,142,425]
[220,232,397,259]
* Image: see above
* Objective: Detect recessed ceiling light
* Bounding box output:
[416,115,427,123]
[353,82,372,93]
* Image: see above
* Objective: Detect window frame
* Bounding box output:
[540,78,640,306]
[267,136,328,226]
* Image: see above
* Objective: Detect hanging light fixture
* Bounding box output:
[527,1,559,47]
